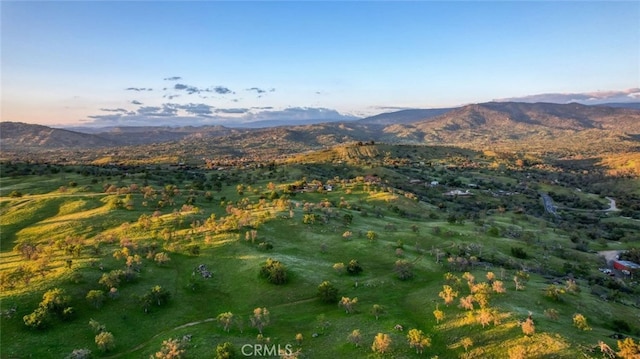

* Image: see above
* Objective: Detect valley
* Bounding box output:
[1,102,640,358]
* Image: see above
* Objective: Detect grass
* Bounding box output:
[1,164,639,358]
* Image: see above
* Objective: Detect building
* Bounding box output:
[612,260,640,272]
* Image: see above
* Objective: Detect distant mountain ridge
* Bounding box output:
[2,102,639,157]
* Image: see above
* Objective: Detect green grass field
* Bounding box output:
[1,162,639,358]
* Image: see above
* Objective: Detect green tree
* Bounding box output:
[217,312,234,332]
[366,231,377,241]
[86,290,106,309]
[394,259,414,280]
[260,258,288,285]
[95,331,115,352]
[371,304,385,320]
[317,281,339,304]
[573,313,591,331]
[23,307,50,329]
[346,259,363,275]
[215,342,236,359]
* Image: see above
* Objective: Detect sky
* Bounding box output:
[1,1,639,127]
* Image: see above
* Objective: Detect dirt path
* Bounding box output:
[604,197,619,212]
[598,250,622,265]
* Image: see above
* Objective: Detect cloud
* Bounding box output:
[164,76,182,81]
[137,105,178,117]
[243,107,359,123]
[215,108,249,114]
[246,87,266,94]
[99,108,129,113]
[213,86,233,95]
[496,88,640,104]
[131,100,143,105]
[86,104,358,127]
[175,103,213,116]
[174,83,201,94]
[126,87,153,91]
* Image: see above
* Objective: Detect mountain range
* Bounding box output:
[1,102,639,161]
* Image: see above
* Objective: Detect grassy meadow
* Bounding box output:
[1,156,639,358]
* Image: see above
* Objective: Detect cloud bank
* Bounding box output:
[496,88,640,104]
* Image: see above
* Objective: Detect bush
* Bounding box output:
[346,259,363,275]
[510,247,528,259]
[317,281,339,303]
[259,258,288,285]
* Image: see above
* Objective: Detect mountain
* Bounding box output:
[3,102,639,162]
[358,108,456,125]
[0,122,118,149]
[381,102,640,152]
[595,102,640,110]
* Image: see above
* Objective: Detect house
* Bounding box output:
[612,260,640,272]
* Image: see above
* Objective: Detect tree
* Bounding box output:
[406,328,431,354]
[332,262,346,275]
[366,231,377,242]
[347,329,362,347]
[339,297,358,314]
[40,288,71,314]
[371,333,391,354]
[394,259,414,280]
[492,280,506,294]
[217,312,234,332]
[154,252,171,266]
[150,285,171,306]
[371,304,385,320]
[250,307,270,334]
[95,331,115,352]
[617,337,640,359]
[573,313,591,331]
[543,308,559,321]
[317,281,339,303]
[545,284,565,301]
[346,259,363,275]
[460,337,474,352]
[23,307,50,329]
[89,318,106,333]
[521,317,535,336]
[260,258,288,285]
[154,338,186,359]
[433,306,445,324]
[215,342,236,359]
[477,308,493,328]
[86,290,106,309]
[598,341,616,359]
[439,285,458,306]
[295,333,303,345]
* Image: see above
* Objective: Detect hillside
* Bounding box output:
[2,102,639,166]
[0,122,118,149]
[358,108,456,125]
[1,147,639,358]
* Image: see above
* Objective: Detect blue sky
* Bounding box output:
[2,1,639,126]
